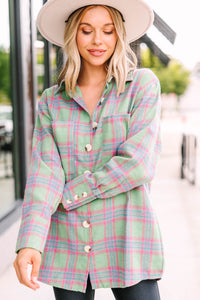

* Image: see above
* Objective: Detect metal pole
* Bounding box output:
[9,0,36,199]
[29,0,37,123]
[9,0,27,199]
[43,0,52,88]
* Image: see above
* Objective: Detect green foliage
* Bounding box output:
[36,47,57,95]
[37,76,44,96]
[141,48,190,96]
[0,47,11,103]
[37,52,44,64]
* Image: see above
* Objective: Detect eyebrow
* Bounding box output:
[79,22,114,26]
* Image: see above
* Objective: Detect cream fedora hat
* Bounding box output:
[37,0,154,47]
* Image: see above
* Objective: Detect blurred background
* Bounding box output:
[0,0,200,299]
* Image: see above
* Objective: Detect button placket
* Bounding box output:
[82,120,93,254]
[83,219,91,253]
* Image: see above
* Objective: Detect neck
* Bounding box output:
[78,63,107,87]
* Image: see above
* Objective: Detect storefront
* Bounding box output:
[0,0,61,225]
[0,0,15,220]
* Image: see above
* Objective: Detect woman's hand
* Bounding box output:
[13,248,41,291]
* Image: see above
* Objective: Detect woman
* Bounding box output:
[14,0,164,299]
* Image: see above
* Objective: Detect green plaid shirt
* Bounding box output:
[16,68,164,293]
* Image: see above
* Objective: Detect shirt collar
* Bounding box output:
[57,69,135,93]
[126,69,135,82]
[57,77,113,93]
[58,79,66,92]
[105,69,135,84]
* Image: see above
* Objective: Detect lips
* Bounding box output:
[88,49,106,57]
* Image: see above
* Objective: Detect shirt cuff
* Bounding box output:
[15,210,51,254]
[62,172,102,210]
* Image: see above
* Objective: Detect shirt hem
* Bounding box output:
[38,273,163,293]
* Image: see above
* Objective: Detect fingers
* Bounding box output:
[13,248,41,291]
[30,253,41,289]
[13,259,22,283]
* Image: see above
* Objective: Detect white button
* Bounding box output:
[100,97,105,104]
[85,144,92,152]
[67,199,72,204]
[82,192,88,198]
[82,220,90,228]
[84,170,91,175]
[92,122,98,129]
[74,194,80,201]
[84,245,92,253]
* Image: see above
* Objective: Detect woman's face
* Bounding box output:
[76,6,118,69]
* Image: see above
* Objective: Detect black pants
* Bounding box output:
[53,275,161,300]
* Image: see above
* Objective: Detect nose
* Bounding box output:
[92,30,102,45]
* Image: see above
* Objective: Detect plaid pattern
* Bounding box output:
[16,68,164,293]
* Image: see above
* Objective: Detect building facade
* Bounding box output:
[0,0,60,225]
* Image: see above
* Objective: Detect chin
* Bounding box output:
[86,59,108,68]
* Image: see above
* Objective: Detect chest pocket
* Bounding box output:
[101,113,131,163]
[51,121,75,177]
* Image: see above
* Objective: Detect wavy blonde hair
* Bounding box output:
[58,5,137,96]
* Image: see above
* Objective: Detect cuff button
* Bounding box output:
[84,170,91,175]
[74,194,80,201]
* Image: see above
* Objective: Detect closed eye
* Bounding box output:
[104,31,114,34]
[81,30,114,35]
[82,30,92,34]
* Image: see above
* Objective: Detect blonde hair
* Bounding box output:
[58,5,137,96]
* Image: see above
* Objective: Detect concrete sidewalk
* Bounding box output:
[1,115,200,299]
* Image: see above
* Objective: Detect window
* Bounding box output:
[0,0,15,219]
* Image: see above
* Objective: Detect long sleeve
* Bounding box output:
[62,78,162,211]
[16,90,65,253]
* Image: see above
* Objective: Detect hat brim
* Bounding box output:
[37,0,154,47]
